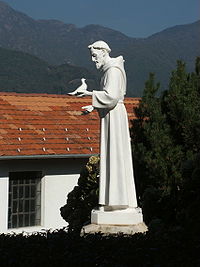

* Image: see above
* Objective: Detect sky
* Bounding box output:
[3,0,200,37]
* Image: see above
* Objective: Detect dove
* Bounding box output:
[68,78,87,95]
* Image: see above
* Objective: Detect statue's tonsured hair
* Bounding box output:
[88,40,111,53]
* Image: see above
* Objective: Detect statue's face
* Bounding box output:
[90,48,106,69]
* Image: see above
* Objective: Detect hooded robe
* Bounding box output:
[92,56,138,207]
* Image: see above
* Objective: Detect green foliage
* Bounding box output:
[162,59,200,155]
[132,73,183,197]
[60,156,99,231]
[132,58,200,226]
[178,153,200,233]
[1,227,200,267]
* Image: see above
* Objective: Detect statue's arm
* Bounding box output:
[92,68,121,109]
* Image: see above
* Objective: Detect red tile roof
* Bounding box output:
[0,92,140,158]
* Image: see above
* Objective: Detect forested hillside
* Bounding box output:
[0,1,199,96]
[0,47,97,94]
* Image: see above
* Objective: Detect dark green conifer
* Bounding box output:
[132,58,200,226]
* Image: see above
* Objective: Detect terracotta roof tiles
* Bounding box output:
[0,92,140,158]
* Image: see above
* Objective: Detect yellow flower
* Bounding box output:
[88,155,100,165]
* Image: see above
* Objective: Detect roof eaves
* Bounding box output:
[0,153,98,161]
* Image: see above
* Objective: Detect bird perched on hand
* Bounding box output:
[68,78,87,95]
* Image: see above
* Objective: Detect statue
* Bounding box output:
[73,40,143,225]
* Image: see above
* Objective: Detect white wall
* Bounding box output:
[0,177,9,232]
[0,157,88,234]
[43,174,80,229]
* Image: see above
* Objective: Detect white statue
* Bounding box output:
[75,40,138,213]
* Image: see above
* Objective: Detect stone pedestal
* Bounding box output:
[81,207,147,235]
[91,207,143,225]
[82,223,147,235]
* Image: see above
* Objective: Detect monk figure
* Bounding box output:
[77,41,138,212]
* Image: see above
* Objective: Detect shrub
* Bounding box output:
[60,156,99,232]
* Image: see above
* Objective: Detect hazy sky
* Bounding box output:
[3,0,200,37]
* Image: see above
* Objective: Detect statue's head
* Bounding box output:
[88,41,111,69]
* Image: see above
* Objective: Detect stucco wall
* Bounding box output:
[0,157,88,233]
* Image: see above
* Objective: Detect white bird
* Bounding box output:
[68,78,87,95]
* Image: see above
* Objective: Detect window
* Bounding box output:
[8,171,42,229]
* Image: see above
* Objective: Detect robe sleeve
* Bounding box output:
[92,67,122,109]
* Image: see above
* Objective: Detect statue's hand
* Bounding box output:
[82,105,94,113]
[77,90,92,97]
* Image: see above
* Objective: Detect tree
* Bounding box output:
[131,73,183,224]
[162,58,200,157]
[131,58,200,225]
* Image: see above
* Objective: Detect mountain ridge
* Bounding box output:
[0,46,98,94]
[0,1,199,96]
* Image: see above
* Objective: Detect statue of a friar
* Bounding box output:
[73,40,143,224]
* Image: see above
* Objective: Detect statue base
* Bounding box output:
[91,207,143,225]
[81,207,147,235]
[81,222,147,235]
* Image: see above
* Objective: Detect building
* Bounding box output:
[0,92,140,233]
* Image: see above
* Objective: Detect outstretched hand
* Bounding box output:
[77,90,93,97]
[82,105,94,113]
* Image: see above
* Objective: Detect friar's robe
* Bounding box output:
[92,56,138,208]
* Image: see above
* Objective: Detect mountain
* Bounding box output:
[124,20,200,95]
[0,2,132,66]
[0,1,199,96]
[0,47,97,94]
